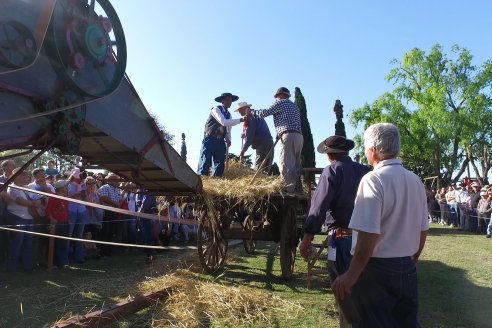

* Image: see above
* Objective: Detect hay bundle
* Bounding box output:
[139,269,301,327]
[201,160,285,201]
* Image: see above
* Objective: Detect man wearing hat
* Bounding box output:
[300,135,370,274]
[300,135,370,325]
[198,92,244,176]
[236,101,274,173]
[246,87,303,192]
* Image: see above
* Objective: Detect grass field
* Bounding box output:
[0,224,491,327]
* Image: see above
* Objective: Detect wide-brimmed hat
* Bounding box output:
[317,135,355,154]
[54,179,69,189]
[214,92,239,102]
[235,101,252,112]
[471,181,481,187]
[274,87,290,98]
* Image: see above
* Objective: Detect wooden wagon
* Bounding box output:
[194,192,309,279]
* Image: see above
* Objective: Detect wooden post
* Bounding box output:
[47,225,55,271]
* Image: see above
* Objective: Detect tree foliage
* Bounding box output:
[295,87,316,168]
[350,44,492,187]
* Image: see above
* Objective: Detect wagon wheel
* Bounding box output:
[280,205,297,279]
[197,214,228,273]
[242,215,256,254]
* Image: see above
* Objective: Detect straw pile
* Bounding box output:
[139,269,302,327]
[201,160,285,200]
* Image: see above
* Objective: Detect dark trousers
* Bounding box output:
[335,236,352,275]
[254,139,274,173]
[6,213,33,272]
[101,210,118,255]
[55,223,70,267]
[352,257,419,328]
[140,218,155,256]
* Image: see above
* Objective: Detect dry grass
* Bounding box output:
[139,269,302,327]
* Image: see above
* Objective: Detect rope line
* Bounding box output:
[0,226,198,251]
[2,183,198,226]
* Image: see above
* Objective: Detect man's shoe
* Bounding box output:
[486,235,491,238]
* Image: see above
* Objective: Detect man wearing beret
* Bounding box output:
[247,87,303,192]
[300,135,370,325]
[198,92,245,177]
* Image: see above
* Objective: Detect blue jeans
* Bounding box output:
[352,257,419,328]
[335,236,352,275]
[6,213,33,272]
[448,204,458,226]
[69,210,87,262]
[197,136,226,176]
[55,223,70,267]
[487,218,492,236]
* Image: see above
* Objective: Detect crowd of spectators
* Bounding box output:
[0,159,199,272]
[427,180,492,237]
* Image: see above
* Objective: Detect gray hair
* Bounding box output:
[363,123,401,160]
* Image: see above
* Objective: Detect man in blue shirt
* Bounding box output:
[236,101,274,173]
[300,135,370,275]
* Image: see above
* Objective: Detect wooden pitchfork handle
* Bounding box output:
[224,143,230,176]
[249,135,280,184]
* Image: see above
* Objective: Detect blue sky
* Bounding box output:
[110,0,492,171]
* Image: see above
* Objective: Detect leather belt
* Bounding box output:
[334,227,352,240]
[280,130,301,138]
[205,131,225,139]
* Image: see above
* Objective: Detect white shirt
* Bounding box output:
[7,186,33,220]
[210,106,241,142]
[349,158,429,258]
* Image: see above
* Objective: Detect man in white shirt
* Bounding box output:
[198,92,244,177]
[332,123,429,327]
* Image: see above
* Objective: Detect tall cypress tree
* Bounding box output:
[295,87,316,168]
[180,133,187,162]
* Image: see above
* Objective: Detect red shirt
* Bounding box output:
[46,197,69,223]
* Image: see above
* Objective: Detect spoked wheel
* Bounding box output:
[46,0,127,97]
[280,205,297,279]
[243,215,256,254]
[0,21,37,68]
[197,214,228,273]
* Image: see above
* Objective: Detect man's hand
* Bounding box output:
[331,272,357,300]
[225,139,231,147]
[239,152,245,162]
[299,233,314,259]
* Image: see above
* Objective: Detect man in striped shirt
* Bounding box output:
[248,87,303,192]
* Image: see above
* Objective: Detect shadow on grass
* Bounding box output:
[419,260,491,328]
[219,242,330,295]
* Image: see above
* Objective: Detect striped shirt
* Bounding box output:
[252,99,301,136]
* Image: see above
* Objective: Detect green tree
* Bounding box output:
[350,44,492,187]
[295,87,315,168]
